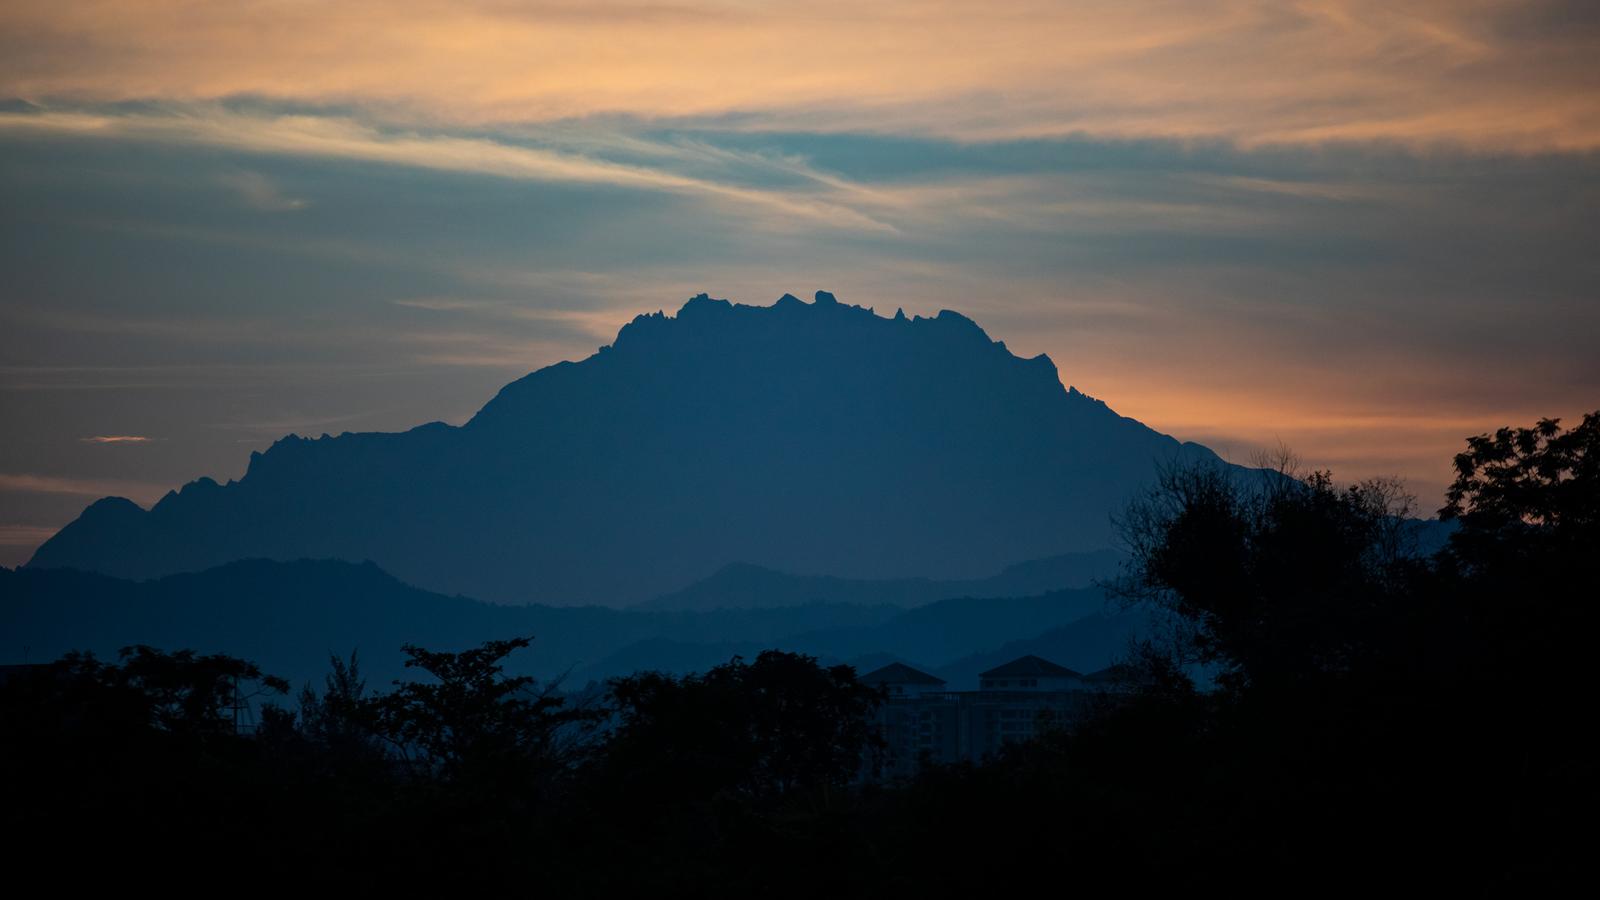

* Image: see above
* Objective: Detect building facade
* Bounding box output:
[861,655,1131,780]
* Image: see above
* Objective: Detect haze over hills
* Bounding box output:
[638,548,1126,611]
[28,290,1235,606]
[0,559,1140,690]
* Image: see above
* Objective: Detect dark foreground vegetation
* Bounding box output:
[3,413,1595,891]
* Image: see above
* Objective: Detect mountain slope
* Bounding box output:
[29,291,1232,605]
[638,549,1126,611]
[0,560,902,688]
[777,587,1113,664]
[581,585,1119,682]
[934,612,1153,690]
[1,559,1135,691]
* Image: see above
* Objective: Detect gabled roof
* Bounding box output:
[979,655,1082,679]
[859,662,947,686]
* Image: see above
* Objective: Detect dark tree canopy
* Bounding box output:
[1443,410,1599,532]
[0,645,289,741]
[1441,412,1599,579]
[1097,413,1599,889]
[603,650,884,804]
[1432,410,1598,714]
[365,636,598,785]
[296,650,367,743]
[5,412,1598,891]
[1116,462,1416,694]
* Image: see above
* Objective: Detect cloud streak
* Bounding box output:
[0,524,57,547]
[0,108,897,231]
[0,472,170,501]
[1,6,1594,523]
[1,1,1596,151]
[217,170,307,212]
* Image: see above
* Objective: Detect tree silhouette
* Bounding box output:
[6,414,1596,890]
[1433,410,1598,665]
[364,636,598,788]
[1442,410,1599,573]
[1114,460,1415,694]
[603,650,884,805]
[0,644,289,747]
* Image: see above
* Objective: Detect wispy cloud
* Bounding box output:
[385,327,591,370]
[205,411,386,435]
[0,524,58,547]
[0,3,1594,511]
[0,472,170,501]
[391,297,636,342]
[0,524,57,566]
[0,108,896,231]
[80,435,153,443]
[217,170,307,212]
[1,1,1595,151]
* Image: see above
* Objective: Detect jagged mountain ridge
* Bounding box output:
[29,291,1231,605]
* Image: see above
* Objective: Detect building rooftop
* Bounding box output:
[859,662,947,686]
[979,655,1082,679]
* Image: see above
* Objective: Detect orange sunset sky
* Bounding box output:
[2,1,1597,565]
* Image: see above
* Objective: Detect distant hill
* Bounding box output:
[577,585,1121,682]
[29,291,1237,605]
[639,548,1126,611]
[570,637,772,686]
[934,612,1154,690]
[1,558,1142,691]
[0,560,896,689]
[778,587,1114,663]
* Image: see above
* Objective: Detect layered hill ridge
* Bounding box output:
[0,558,1141,691]
[638,549,1126,612]
[29,290,1230,605]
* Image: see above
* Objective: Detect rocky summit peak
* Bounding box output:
[606,291,1002,360]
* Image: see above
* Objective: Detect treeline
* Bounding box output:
[2,412,1594,891]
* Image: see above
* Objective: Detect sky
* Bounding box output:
[1,0,1598,567]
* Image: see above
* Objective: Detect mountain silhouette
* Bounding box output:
[29,291,1232,605]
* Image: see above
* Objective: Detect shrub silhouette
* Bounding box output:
[364,636,601,792]
[3,411,1594,890]
[601,649,884,805]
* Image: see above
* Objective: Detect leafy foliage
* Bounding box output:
[1443,410,1599,531]
[1441,412,1599,578]
[1116,461,1416,693]
[3,411,1596,890]
[365,636,599,787]
[603,649,885,804]
[296,650,368,744]
[1,644,290,740]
